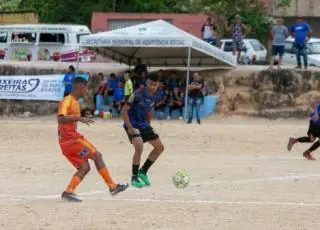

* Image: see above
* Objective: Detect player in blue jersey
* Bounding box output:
[121,74,164,188]
[287,102,320,160]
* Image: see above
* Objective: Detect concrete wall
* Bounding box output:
[91,13,207,38]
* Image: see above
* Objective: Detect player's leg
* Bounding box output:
[89,151,128,195]
[195,97,201,124]
[138,127,164,186]
[303,139,319,160]
[62,161,91,202]
[131,136,145,188]
[288,121,316,151]
[187,98,195,124]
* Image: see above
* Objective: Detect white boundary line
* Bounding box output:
[0,194,320,207]
[1,174,320,206]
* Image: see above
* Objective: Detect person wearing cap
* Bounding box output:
[225,15,250,64]
[290,16,312,69]
[271,18,289,69]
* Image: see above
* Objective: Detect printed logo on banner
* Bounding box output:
[0,75,65,101]
[0,78,40,93]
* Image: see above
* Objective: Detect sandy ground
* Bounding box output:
[1,116,320,230]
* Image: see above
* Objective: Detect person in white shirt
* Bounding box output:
[201,17,218,46]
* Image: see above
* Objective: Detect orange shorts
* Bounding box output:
[60,137,96,168]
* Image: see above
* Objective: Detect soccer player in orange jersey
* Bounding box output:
[57,77,128,202]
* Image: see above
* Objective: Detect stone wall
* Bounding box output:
[1,63,320,119]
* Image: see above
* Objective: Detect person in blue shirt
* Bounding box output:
[121,74,164,188]
[109,81,125,116]
[107,73,118,97]
[287,102,320,160]
[155,81,169,113]
[290,16,312,69]
[63,65,75,97]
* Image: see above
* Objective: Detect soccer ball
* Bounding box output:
[172,170,190,188]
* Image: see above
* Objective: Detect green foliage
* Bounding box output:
[0,0,22,11]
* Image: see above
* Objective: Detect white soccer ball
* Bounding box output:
[172,170,190,188]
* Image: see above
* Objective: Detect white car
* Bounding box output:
[282,37,320,67]
[220,38,267,64]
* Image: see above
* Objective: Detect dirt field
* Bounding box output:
[1,116,320,230]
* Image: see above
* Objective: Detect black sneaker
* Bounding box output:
[197,119,201,124]
[187,120,192,124]
[61,191,82,202]
[295,65,302,69]
[109,183,129,196]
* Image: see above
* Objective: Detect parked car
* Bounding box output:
[282,37,320,67]
[220,38,267,64]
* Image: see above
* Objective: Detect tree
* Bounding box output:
[0,0,22,11]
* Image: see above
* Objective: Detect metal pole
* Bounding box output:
[184,47,192,122]
[75,46,81,76]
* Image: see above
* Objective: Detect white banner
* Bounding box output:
[0,75,65,101]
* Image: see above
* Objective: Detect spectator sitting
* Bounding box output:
[168,87,184,120]
[109,81,125,116]
[134,58,147,78]
[107,73,118,99]
[93,73,107,112]
[134,71,147,89]
[201,16,218,46]
[63,65,75,97]
[168,76,178,92]
[155,81,169,114]
[124,70,133,99]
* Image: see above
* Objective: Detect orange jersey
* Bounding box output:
[57,95,82,144]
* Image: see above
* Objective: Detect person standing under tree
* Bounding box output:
[290,16,312,69]
[271,18,289,69]
[201,17,219,46]
[225,15,249,64]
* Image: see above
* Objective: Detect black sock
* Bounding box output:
[297,137,311,143]
[308,141,320,152]
[132,164,139,179]
[141,159,154,175]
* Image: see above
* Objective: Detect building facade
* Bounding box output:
[91,13,207,38]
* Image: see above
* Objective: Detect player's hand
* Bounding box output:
[127,127,136,135]
[79,117,95,126]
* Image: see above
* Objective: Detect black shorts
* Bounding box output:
[107,90,115,97]
[307,120,320,138]
[272,45,285,56]
[125,126,159,143]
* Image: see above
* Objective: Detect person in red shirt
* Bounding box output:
[57,77,128,202]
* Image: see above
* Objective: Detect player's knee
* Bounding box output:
[156,142,164,153]
[91,151,103,162]
[134,144,143,155]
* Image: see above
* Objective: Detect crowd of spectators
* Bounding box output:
[91,68,208,122]
[62,64,208,123]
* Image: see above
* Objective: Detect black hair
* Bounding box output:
[148,74,160,82]
[69,65,75,72]
[125,70,131,75]
[110,73,116,78]
[73,77,88,85]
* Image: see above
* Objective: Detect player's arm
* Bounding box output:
[57,98,93,125]
[147,110,153,123]
[121,93,136,134]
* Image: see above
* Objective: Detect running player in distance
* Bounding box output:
[287,102,320,160]
[121,74,165,188]
[57,77,128,202]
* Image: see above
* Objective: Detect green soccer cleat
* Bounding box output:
[138,170,151,186]
[131,177,144,188]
